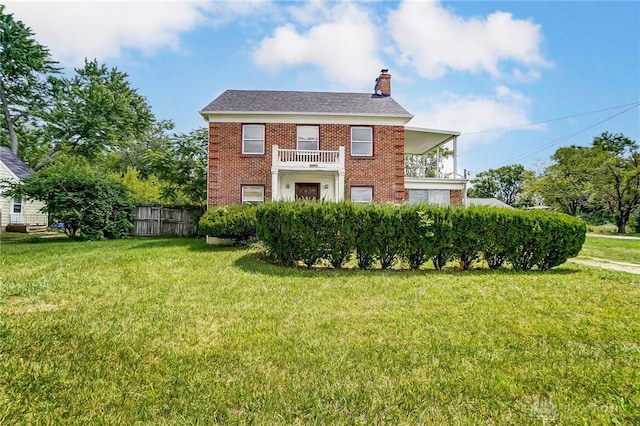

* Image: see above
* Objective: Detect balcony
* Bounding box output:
[272,145,345,172]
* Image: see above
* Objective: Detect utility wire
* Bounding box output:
[490,103,640,168]
[460,101,640,136]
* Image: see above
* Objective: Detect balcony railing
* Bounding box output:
[405,153,444,178]
[279,149,339,164]
[10,213,49,226]
[272,145,345,171]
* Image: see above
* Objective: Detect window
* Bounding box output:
[297,126,319,151]
[408,189,450,206]
[350,186,373,203]
[11,197,23,214]
[242,124,265,154]
[351,127,373,156]
[241,185,264,204]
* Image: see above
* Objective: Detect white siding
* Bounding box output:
[0,161,47,229]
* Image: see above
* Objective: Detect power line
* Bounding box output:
[490,103,640,168]
[460,101,640,136]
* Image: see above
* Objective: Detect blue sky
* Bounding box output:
[5,0,639,177]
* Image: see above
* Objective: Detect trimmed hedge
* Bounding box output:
[254,201,586,271]
[198,204,257,242]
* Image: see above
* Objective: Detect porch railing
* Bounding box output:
[272,145,345,170]
[10,213,49,226]
[404,153,443,178]
[278,149,340,164]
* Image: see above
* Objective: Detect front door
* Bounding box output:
[295,183,320,200]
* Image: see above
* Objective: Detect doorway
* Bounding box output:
[295,183,320,200]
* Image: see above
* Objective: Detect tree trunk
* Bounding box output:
[0,78,19,155]
[617,216,627,234]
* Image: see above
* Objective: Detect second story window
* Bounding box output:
[242,124,265,154]
[351,127,373,156]
[297,126,319,151]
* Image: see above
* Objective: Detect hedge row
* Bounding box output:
[198,204,257,241]
[200,202,587,271]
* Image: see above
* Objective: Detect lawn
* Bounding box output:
[578,235,640,265]
[1,238,639,424]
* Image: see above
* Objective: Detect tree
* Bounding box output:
[526,146,598,216]
[144,127,208,208]
[4,156,134,239]
[34,59,155,171]
[531,132,640,233]
[467,164,533,207]
[592,132,640,233]
[0,5,58,156]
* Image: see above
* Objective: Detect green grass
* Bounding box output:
[580,235,640,265]
[1,238,639,424]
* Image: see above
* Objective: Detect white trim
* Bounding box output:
[242,124,265,155]
[351,127,373,157]
[404,126,460,136]
[350,186,373,203]
[404,177,467,191]
[203,113,410,126]
[296,125,319,151]
[0,160,20,181]
[241,185,265,204]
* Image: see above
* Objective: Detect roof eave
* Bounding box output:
[200,110,414,119]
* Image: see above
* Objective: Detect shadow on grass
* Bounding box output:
[232,251,582,278]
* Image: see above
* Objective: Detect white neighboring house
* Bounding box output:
[0,147,48,231]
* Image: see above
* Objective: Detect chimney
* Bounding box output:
[374,69,391,96]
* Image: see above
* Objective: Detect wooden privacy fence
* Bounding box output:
[133,204,200,237]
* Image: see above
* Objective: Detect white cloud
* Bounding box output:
[388,0,551,79]
[2,0,269,67]
[409,86,544,151]
[252,1,383,89]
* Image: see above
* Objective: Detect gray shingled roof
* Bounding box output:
[0,146,31,179]
[200,90,413,118]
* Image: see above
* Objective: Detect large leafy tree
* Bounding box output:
[531,132,640,233]
[592,132,640,233]
[0,5,58,156]
[144,127,208,208]
[467,164,533,207]
[526,146,598,216]
[34,59,155,170]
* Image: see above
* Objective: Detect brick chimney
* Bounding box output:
[374,69,391,96]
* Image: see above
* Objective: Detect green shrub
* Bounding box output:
[629,215,640,233]
[198,204,257,241]
[254,201,586,271]
[5,156,134,240]
[322,202,357,268]
[400,205,435,269]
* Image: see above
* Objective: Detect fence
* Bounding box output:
[133,204,200,237]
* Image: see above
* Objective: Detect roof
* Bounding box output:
[467,198,513,208]
[200,90,413,118]
[0,146,31,179]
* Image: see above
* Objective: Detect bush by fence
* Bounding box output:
[252,202,586,271]
[198,204,257,241]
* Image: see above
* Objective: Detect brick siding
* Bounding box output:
[450,189,463,207]
[208,122,406,207]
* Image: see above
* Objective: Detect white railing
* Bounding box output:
[278,149,339,164]
[272,145,345,171]
[10,213,48,225]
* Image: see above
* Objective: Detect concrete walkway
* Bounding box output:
[568,258,640,275]
[587,233,640,240]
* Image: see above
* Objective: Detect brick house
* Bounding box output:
[200,70,467,208]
